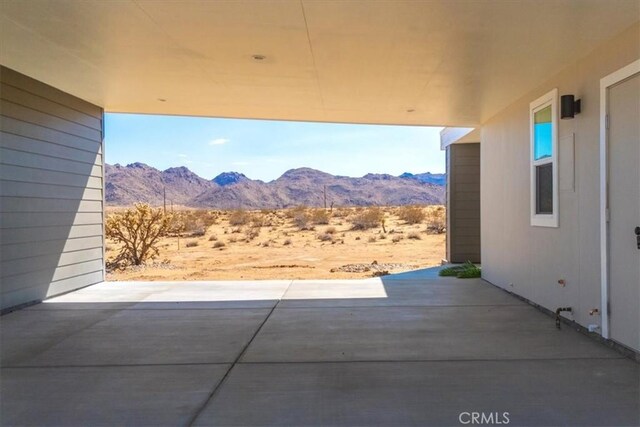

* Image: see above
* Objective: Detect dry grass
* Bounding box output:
[106,205,446,281]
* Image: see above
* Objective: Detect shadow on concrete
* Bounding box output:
[1,269,638,426]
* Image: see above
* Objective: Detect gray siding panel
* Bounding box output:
[1,248,104,279]
[0,146,102,176]
[1,212,103,229]
[0,197,102,213]
[1,132,103,164]
[0,84,102,130]
[0,116,102,154]
[2,260,104,293]
[0,68,102,119]
[447,143,481,263]
[1,271,104,310]
[0,181,102,200]
[0,66,104,311]
[0,164,102,188]
[0,100,101,141]
[1,224,104,245]
[1,236,104,261]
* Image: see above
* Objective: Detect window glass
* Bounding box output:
[534,105,552,160]
[536,163,553,214]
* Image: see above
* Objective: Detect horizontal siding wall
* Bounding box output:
[447,143,481,263]
[0,66,104,311]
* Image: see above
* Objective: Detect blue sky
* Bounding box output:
[104,113,445,182]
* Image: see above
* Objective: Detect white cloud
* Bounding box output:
[209,138,229,146]
[178,154,188,158]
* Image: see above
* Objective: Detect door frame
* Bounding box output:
[599,59,640,339]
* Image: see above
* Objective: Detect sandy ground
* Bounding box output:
[106,206,446,281]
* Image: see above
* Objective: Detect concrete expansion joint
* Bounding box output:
[186,296,282,426]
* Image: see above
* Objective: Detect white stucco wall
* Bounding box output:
[480,23,639,332]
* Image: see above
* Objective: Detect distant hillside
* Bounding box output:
[399,172,446,186]
[105,163,445,208]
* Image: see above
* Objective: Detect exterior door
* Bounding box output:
[608,71,640,352]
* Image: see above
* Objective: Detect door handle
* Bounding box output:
[636,226,640,250]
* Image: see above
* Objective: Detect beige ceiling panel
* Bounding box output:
[1,0,638,126]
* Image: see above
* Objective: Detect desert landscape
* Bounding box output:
[105,205,446,281]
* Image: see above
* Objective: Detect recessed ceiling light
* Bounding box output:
[252,54,266,61]
[158,98,167,102]
[406,109,415,113]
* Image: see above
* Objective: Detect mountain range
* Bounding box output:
[105,163,445,209]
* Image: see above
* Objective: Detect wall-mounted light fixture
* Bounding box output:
[560,94,581,119]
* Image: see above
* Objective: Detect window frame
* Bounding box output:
[530,88,559,227]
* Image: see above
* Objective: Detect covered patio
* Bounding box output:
[2,270,638,426]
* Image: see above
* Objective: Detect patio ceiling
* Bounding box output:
[1,0,638,127]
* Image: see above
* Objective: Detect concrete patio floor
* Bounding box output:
[1,268,638,426]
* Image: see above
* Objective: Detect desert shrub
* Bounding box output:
[398,205,426,225]
[286,205,308,219]
[231,227,243,234]
[407,231,422,240]
[228,237,237,244]
[106,204,174,267]
[186,240,199,248]
[208,235,218,241]
[332,207,350,218]
[392,235,403,243]
[325,226,337,234]
[251,214,269,228]
[172,210,216,236]
[368,235,377,243]
[425,206,446,234]
[350,207,384,230]
[245,228,260,242]
[317,233,333,242]
[310,209,330,225]
[213,241,226,249]
[229,209,250,226]
[283,238,292,246]
[379,233,387,240]
[293,211,313,230]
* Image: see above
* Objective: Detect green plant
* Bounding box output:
[439,261,481,278]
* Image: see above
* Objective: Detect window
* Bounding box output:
[530,89,558,227]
